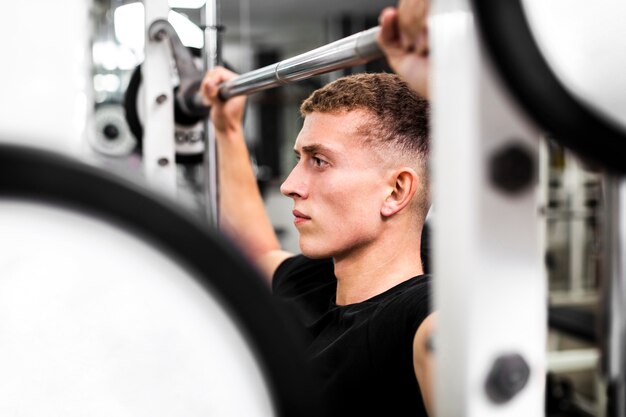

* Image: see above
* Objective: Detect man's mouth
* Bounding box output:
[292,210,311,225]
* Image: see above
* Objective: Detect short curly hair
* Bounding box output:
[300,72,430,219]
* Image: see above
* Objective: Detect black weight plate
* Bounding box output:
[0,143,317,417]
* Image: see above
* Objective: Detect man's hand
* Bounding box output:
[200,66,247,135]
[377,0,430,99]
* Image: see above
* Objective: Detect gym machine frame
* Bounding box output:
[142,0,222,227]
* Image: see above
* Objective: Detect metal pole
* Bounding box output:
[202,0,220,229]
[600,175,626,417]
[218,26,383,100]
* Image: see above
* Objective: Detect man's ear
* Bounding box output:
[381,168,419,217]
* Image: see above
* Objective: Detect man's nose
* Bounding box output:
[280,165,307,199]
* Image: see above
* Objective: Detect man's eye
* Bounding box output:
[313,157,327,167]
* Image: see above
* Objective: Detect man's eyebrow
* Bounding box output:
[300,144,333,155]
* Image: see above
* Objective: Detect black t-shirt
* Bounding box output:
[272,255,432,417]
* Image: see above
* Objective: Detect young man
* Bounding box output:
[201,70,434,416]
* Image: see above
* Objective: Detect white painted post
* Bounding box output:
[143,0,177,196]
[431,1,546,416]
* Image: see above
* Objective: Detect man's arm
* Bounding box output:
[377,0,430,99]
[413,312,437,416]
[201,67,293,282]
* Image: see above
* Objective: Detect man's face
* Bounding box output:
[280,110,391,260]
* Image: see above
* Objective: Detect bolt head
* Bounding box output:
[489,143,535,195]
[485,353,531,404]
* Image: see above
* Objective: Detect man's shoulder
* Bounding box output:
[387,274,432,301]
[373,274,433,326]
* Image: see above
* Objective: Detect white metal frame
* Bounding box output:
[141,1,221,224]
[431,2,546,416]
[142,0,177,196]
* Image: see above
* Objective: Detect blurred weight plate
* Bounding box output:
[91,103,138,157]
[0,143,317,417]
[472,0,626,173]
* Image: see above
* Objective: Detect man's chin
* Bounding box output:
[299,243,332,260]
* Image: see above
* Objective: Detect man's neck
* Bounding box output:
[333,229,423,306]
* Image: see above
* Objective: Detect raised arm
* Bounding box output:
[377,0,430,99]
[201,67,293,282]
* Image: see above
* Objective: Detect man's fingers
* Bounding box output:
[378,7,400,46]
[378,4,427,54]
[397,0,428,40]
[201,66,237,105]
[416,29,429,57]
[400,33,415,53]
[200,77,217,106]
